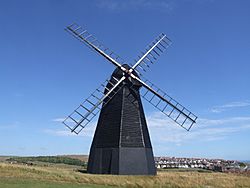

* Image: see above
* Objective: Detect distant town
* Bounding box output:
[3,155,250,174]
[155,157,250,173]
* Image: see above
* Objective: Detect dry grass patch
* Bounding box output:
[0,163,250,188]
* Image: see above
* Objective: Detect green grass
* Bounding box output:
[0,162,250,188]
[0,163,113,188]
[158,167,213,173]
[0,178,111,188]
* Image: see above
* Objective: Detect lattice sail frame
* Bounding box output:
[130,33,172,76]
[65,23,127,67]
[63,76,125,134]
[63,22,197,134]
[127,76,197,131]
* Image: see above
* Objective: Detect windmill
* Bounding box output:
[63,23,197,175]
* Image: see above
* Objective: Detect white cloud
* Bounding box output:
[44,121,97,137]
[52,118,66,122]
[0,122,20,130]
[198,116,250,126]
[48,112,250,148]
[96,0,174,11]
[44,129,77,137]
[12,92,24,97]
[18,147,26,151]
[210,101,250,113]
[95,0,215,12]
[147,112,250,146]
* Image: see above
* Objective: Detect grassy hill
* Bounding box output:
[6,156,87,167]
[59,155,89,162]
[0,160,250,188]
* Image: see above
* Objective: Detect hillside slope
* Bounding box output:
[1,162,250,188]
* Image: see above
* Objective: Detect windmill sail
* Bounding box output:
[63,76,125,134]
[65,24,196,131]
[65,23,127,71]
[130,33,172,76]
[130,77,197,131]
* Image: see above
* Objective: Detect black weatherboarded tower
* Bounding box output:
[63,23,197,175]
[87,65,156,175]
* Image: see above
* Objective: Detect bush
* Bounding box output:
[239,162,246,168]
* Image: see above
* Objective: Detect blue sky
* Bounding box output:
[0,0,250,160]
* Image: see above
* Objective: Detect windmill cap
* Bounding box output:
[112,64,142,87]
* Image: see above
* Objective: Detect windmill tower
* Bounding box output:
[63,23,197,175]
